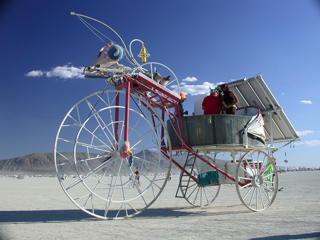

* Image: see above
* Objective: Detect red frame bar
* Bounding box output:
[116,72,244,186]
[114,93,119,146]
[124,80,131,142]
[136,73,181,102]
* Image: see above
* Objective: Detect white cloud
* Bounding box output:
[300,100,312,104]
[182,77,198,82]
[46,65,84,79]
[296,130,314,136]
[25,70,44,77]
[170,81,216,96]
[26,64,84,79]
[295,140,320,147]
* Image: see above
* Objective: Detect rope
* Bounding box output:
[85,84,109,120]
[77,16,114,44]
[131,95,147,119]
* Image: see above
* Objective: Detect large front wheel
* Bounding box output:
[54,90,172,219]
[235,150,278,211]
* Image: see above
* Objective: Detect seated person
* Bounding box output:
[145,71,171,86]
[132,72,171,89]
[202,88,222,115]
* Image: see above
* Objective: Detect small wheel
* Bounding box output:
[179,154,220,207]
[235,150,278,211]
[130,62,180,94]
[54,90,172,219]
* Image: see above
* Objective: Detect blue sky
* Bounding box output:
[1,0,320,167]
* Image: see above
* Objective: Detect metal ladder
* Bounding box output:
[175,152,198,198]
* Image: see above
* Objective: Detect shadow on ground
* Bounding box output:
[0,206,248,223]
[250,232,320,240]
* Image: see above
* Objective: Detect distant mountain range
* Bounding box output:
[0,153,56,175]
[0,151,188,175]
[0,151,289,176]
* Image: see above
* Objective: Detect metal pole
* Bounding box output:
[115,93,119,147]
[124,81,131,142]
[269,112,274,147]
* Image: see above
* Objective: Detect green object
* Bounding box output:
[198,171,219,187]
[264,163,274,182]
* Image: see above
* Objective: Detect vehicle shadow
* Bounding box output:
[0,206,247,223]
[250,232,320,240]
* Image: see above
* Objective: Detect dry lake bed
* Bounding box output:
[0,171,319,240]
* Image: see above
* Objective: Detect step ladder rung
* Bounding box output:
[175,152,200,199]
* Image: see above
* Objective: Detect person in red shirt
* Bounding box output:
[202,89,222,115]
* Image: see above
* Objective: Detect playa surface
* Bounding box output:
[0,171,320,240]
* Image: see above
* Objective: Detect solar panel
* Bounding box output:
[224,73,300,144]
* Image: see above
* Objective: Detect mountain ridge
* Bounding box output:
[0,151,187,175]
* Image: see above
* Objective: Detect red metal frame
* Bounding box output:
[114,72,244,186]
[124,80,131,142]
[114,93,119,145]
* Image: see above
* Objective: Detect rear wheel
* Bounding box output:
[179,154,220,207]
[235,150,278,211]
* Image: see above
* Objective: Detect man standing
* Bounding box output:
[202,89,222,115]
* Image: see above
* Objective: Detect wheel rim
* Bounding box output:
[54,90,172,219]
[235,150,278,211]
[179,154,220,207]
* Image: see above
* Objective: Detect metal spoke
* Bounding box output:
[55,89,172,219]
[236,150,278,212]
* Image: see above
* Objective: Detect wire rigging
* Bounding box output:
[85,85,109,121]
[77,16,115,44]
[76,15,136,67]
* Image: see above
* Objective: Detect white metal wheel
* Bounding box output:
[235,150,278,211]
[54,90,172,219]
[130,62,180,94]
[179,154,220,207]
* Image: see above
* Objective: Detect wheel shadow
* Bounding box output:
[0,209,94,223]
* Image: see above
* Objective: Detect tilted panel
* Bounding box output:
[224,74,299,143]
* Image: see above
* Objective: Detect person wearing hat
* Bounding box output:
[219,84,239,115]
[202,88,222,115]
[175,92,188,117]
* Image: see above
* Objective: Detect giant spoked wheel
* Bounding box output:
[179,154,220,207]
[235,150,278,211]
[54,90,172,219]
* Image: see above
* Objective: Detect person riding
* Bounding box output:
[202,88,222,115]
[175,92,188,117]
[220,84,239,115]
[135,167,141,186]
